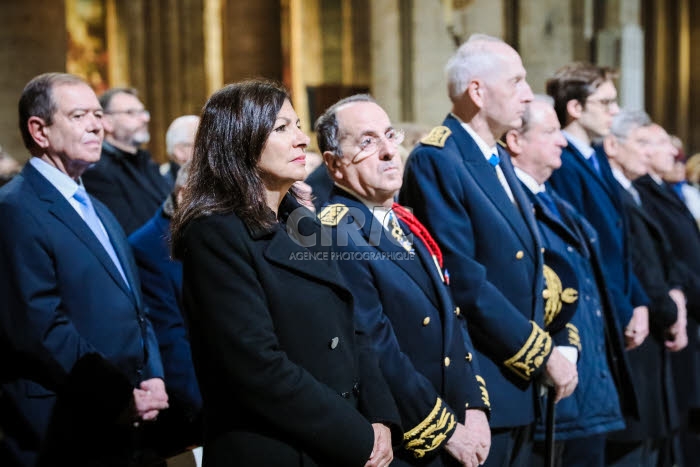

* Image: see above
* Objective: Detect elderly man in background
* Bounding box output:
[82,87,172,235]
[160,115,199,185]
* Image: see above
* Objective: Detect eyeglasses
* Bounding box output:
[351,129,405,163]
[106,109,150,118]
[585,97,618,111]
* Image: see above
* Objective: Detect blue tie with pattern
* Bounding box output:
[537,190,562,220]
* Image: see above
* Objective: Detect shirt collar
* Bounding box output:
[514,167,545,194]
[562,130,596,159]
[29,157,82,201]
[451,113,498,160]
[335,183,393,230]
[611,167,633,190]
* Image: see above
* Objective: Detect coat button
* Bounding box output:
[515,250,524,259]
[444,357,451,367]
[465,402,470,408]
[329,337,339,349]
[454,307,461,316]
[542,289,551,299]
[541,248,545,253]
[465,352,472,362]
[422,317,431,326]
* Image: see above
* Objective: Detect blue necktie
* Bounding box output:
[587,152,601,175]
[672,182,687,204]
[537,190,562,220]
[488,152,500,168]
[73,186,130,289]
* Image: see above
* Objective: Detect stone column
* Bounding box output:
[0,1,67,162]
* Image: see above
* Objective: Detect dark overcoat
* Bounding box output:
[177,196,400,467]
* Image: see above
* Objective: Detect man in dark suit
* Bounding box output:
[400,34,578,467]
[505,97,636,467]
[129,162,202,455]
[0,73,168,466]
[315,94,491,466]
[546,63,650,349]
[633,123,700,465]
[604,110,687,467]
[82,87,172,235]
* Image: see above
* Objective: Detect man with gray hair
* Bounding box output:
[400,34,577,466]
[83,87,172,235]
[604,110,687,466]
[161,115,199,185]
[505,96,635,467]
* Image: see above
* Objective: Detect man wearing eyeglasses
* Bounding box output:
[316,94,492,467]
[82,87,172,235]
[546,64,651,354]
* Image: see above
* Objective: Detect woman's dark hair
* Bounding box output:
[171,79,289,253]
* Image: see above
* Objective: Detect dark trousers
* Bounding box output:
[606,439,661,467]
[532,433,606,467]
[482,424,533,467]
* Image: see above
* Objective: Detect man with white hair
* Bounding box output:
[400,34,578,466]
[161,115,199,185]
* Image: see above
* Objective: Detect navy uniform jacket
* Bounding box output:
[523,186,635,440]
[0,163,163,465]
[400,116,551,429]
[321,187,489,466]
[548,142,649,331]
[608,185,680,441]
[177,195,401,467]
[634,175,700,412]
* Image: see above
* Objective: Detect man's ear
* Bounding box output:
[101,114,115,134]
[504,129,522,157]
[566,99,583,120]
[602,134,617,158]
[466,79,484,109]
[323,151,343,180]
[27,116,50,149]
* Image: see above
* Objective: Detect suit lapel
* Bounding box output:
[444,117,538,260]
[565,141,623,212]
[24,164,137,303]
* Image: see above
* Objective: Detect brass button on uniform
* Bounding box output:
[329,337,339,349]
[422,317,430,326]
[515,250,524,260]
[454,307,461,316]
[541,248,545,253]
[465,402,469,408]
[444,357,451,367]
[542,289,551,299]
[465,352,472,362]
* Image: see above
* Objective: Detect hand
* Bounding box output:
[444,409,491,467]
[544,347,578,403]
[624,306,649,350]
[133,378,169,422]
[363,423,393,467]
[666,289,688,352]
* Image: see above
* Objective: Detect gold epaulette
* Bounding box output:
[503,321,552,381]
[403,397,456,458]
[566,323,582,352]
[420,126,452,148]
[317,203,349,226]
[542,265,579,327]
[475,375,490,408]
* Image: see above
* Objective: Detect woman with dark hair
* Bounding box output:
[171,80,400,467]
